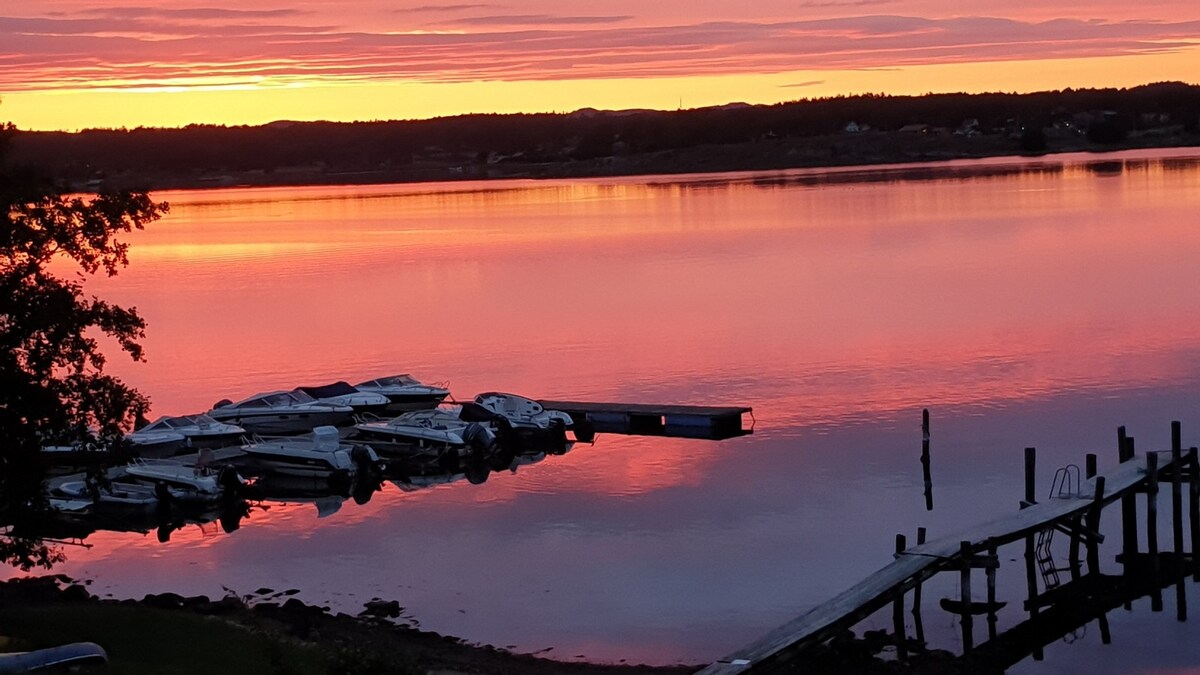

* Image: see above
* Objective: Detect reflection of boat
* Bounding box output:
[240,426,379,478]
[209,390,353,435]
[128,414,246,456]
[353,405,495,455]
[294,382,391,415]
[355,375,450,410]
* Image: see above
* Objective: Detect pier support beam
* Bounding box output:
[1147,452,1162,612]
[986,541,999,641]
[960,541,974,652]
[1171,423,1186,621]
[912,527,927,645]
[893,534,908,660]
[1189,448,1200,582]
[1086,477,1106,576]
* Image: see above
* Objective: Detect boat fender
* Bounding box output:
[213,399,233,409]
[549,418,568,453]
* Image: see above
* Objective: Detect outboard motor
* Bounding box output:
[350,445,381,476]
[218,465,244,499]
[462,422,497,454]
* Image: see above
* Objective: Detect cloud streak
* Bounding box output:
[2,13,1199,93]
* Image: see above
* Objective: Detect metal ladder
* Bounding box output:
[1035,464,1082,590]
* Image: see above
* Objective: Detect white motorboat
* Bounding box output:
[473,392,574,431]
[208,390,353,435]
[472,392,588,448]
[129,414,245,454]
[294,381,390,415]
[353,405,495,455]
[355,374,450,410]
[52,480,158,510]
[240,426,381,478]
[123,458,244,503]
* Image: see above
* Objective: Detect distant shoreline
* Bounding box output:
[84,134,1200,194]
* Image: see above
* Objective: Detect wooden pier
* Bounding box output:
[538,401,753,440]
[698,422,1199,674]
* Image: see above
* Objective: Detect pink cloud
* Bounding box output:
[1,13,1198,92]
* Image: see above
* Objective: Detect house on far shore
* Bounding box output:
[844,121,863,133]
[898,123,932,134]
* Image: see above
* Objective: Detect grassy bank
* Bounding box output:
[0,576,695,675]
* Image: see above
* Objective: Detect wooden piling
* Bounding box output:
[1086,476,1106,576]
[1171,423,1186,621]
[1068,514,1083,581]
[912,527,927,645]
[986,541,999,641]
[922,409,933,512]
[960,540,974,652]
[1086,453,1097,479]
[1024,447,1037,506]
[1121,435,1139,581]
[894,534,908,659]
[1147,451,1162,612]
[1118,426,1129,462]
[1189,448,1200,582]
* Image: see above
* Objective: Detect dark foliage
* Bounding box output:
[8,82,1200,185]
[0,118,168,566]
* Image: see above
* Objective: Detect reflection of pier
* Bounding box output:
[698,422,1198,674]
[537,401,753,440]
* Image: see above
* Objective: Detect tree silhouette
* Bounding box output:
[0,118,168,556]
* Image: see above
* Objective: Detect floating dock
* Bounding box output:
[699,422,1198,673]
[538,401,753,440]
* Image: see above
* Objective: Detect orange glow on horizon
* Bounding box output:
[6,47,1200,132]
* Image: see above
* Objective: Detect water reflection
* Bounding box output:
[11,148,1200,667]
[3,443,569,561]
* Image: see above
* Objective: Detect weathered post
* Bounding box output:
[1171,422,1186,621]
[1068,514,1083,581]
[1189,448,1200,581]
[986,541,999,641]
[1118,426,1129,462]
[894,534,908,659]
[1086,453,1097,479]
[1147,451,1162,612]
[912,527,927,645]
[1121,436,1139,583]
[922,409,933,511]
[1086,476,1106,576]
[960,540,973,652]
[1024,447,1037,506]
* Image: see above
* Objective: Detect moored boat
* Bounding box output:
[208,390,353,435]
[294,381,391,415]
[355,374,450,411]
[240,426,381,479]
[129,414,245,454]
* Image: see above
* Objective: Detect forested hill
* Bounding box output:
[11,82,1200,190]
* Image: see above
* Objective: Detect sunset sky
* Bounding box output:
[3,0,1200,130]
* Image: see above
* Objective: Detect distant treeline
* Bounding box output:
[9,82,1200,186]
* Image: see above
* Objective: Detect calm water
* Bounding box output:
[13,148,1200,669]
